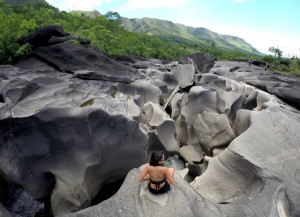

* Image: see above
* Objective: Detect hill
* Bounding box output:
[121,17,258,54]
[4,0,50,7]
[69,10,102,18]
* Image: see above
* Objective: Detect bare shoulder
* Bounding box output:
[144,165,151,170]
[162,167,171,172]
[145,165,155,171]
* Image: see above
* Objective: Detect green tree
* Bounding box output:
[104,11,121,21]
[268,46,283,58]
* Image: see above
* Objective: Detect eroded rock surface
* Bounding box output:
[58,167,292,217]
[34,43,143,83]
[211,61,300,109]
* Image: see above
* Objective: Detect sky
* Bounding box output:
[45,0,300,57]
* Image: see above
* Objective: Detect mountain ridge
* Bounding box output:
[4,0,50,6]
[121,17,258,54]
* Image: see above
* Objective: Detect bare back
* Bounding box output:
[139,165,174,186]
[147,166,168,181]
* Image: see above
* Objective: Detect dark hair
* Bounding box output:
[149,151,165,166]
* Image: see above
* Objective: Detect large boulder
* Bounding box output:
[17,25,91,48]
[191,147,265,203]
[57,166,292,217]
[143,68,178,91]
[17,25,67,47]
[140,102,179,157]
[192,111,236,155]
[191,107,300,212]
[33,43,143,83]
[171,64,195,88]
[231,107,300,211]
[179,52,215,74]
[118,80,163,107]
[179,145,203,163]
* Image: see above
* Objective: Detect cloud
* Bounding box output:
[45,0,105,11]
[118,0,190,11]
[235,0,247,3]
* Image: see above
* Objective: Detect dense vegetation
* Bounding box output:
[0,1,191,63]
[0,1,299,76]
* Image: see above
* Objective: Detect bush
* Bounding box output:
[289,59,300,76]
[262,55,274,63]
[16,43,32,58]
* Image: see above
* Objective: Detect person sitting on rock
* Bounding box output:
[138,151,175,194]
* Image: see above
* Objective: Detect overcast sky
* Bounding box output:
[45,0,300,57]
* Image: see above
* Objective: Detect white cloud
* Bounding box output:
[45,0,104,11]
[235,0,247,3]
[118,0,190,11]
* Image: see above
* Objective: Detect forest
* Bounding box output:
[0,1,299,76]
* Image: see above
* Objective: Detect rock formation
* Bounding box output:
[210,61,300,109]
[0,26,300,217]
[57,167,295,217]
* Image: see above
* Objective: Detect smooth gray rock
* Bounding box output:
[191,148,265,203]
[211,61,300,109]
[217,90,244,121]
[180,86,243,147]
[0,106,148,216]
[181,86,218,129]
[0,64,73,94]
[57,167,292,217]
[140,102,179,156]
[241,85,258,110]
[0,78,39,104]
[179,145,204,163]
[230,107,300,212]
[179,52,215,74]
[118,80,163,107]
[192,106,300,213]
[171,64,195,88]
[192,111,236,154]
[144,68,178,91]
[34,43,143,83]
[187,161,208,177]
[57,168,222,217]
[169,93,189,146]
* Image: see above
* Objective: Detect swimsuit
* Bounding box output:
[148,178,171,194]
